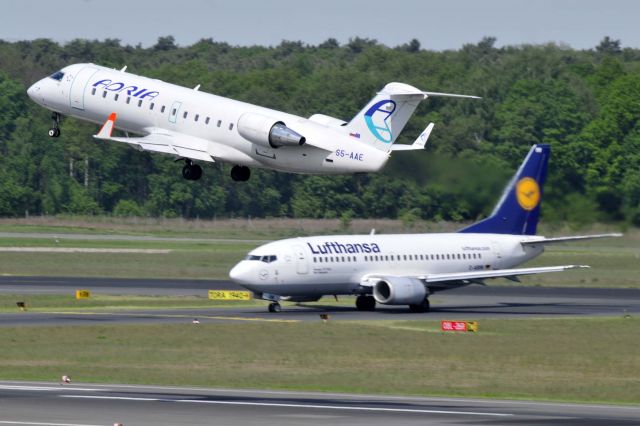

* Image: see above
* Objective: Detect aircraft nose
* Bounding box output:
[229,261,252,284]
[27,83,40,101]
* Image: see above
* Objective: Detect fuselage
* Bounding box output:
[229,233,545,297]
[27,63,389,174]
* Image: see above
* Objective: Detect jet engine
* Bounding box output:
[237,112,306,148]
[372,277,427,305]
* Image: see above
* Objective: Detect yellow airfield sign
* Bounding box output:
[208,290,252,301]
[75,290,91,299]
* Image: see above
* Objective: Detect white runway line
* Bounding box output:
[0,247,170,254]
[60,395,513,417]
[0,385,103,392]
[0,422,102,426]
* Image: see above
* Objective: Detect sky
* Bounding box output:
[2,0,638,50]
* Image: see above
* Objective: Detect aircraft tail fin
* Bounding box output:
[344,84,479,152]
[459,144,550,236]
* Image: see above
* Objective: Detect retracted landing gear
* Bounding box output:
[181,159,203,181]
[230,165,251,182]
[268,302,281,313]
[409,298,430,313]
[355,295,376,311]
[48,112,61,138]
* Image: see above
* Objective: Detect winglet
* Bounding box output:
[390,122,434,151]
[95,113,117,139]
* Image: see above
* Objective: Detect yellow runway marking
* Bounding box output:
[41,311,300,323]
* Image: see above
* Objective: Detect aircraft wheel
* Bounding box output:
[190,164,203,180]
[182,164,193,180]
[268,302,281,313]
[231,165,251,181]
[409,298,430,313]
[48,128,60,138]
[355,295,376,311]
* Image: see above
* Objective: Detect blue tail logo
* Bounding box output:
[459,144,550,235]
[364,100,396,143]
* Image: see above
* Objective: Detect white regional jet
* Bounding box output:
[230,144,621,312]
[27,63,477,181]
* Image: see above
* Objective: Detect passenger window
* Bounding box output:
[91,88,96,95]
[114,94,119,101]
[217,120,222,127]
[183,111,188,119]
[102,91,107,98]
[126,97,131,104]
[195,114,199,122]
[161,106,166,113]
[313,257,316,263]
[319,257,323,263]
[138,100,143,107]
[229,123,234,130]
[341,256,345,262]
[150,103,154,110]
[205,117,210,124]
[172,108,177,115]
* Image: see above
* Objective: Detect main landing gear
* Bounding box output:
[230,165,251,182]
[355,295,376,311]
[268,302,281,313]
[48,112,61,138]
[181,159,203,181]
[409,298,430,313]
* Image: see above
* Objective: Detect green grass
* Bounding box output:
[0,317,638,403]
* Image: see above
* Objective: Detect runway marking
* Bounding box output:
[60,395,513,417]
[0,385,103,392]
[41,311,299,323]
[0,422,102,426]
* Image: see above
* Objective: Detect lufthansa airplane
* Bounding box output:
[27,63,477,181]
[230,144,621,312]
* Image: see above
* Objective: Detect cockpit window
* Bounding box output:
[49,71,65,81]
[244,254,277,263]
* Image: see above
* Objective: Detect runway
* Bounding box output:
[0,276,639,325]
[0,381,638,426]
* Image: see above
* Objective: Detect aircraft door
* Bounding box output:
[293,245,308,274]
[69,66,99,110]
[169,101,182,123]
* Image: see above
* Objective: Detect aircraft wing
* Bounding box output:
[93,113,214,162]
[417,265,589,284]
[520,233,623,246]
[361,264,588,288]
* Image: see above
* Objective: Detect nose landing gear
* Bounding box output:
[267,302,281,313]
[181,159,203,181]
[48,112,61,138]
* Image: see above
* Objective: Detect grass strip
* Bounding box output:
[0,317,637,404]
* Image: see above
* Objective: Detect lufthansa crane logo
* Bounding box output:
[516,177,540,211]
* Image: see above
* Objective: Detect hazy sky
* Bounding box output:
[2,0,637,50]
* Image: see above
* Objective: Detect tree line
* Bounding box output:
[0,35,638,225]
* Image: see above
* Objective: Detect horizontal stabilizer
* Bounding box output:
[423,91,481,100]
[521,233,623,246]
[391,122,434,151]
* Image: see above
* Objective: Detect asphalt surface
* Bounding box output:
[0,276,638,325]
[0,381,638,426]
